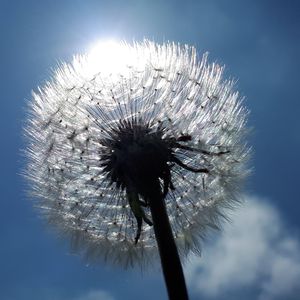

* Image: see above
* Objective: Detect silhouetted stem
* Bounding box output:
[146,179,189,300]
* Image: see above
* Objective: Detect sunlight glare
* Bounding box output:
[86,40,135,76]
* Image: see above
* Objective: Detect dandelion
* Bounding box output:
[24,40,250,299]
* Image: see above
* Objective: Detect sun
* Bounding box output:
[86,39,136,76]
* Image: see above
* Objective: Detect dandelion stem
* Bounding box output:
[146,179,189,300]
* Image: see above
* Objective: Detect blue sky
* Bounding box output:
[1,0,300,299]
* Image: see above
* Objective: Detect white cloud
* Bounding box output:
[185,195,300,300]
[74,289,115,300]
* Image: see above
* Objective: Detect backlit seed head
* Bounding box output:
[24,40,250,268]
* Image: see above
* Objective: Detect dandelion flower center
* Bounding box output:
[101,120,171,195]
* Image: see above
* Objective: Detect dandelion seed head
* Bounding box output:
[24,40,250,268]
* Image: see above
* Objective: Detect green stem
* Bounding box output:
[146,179,189,300]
